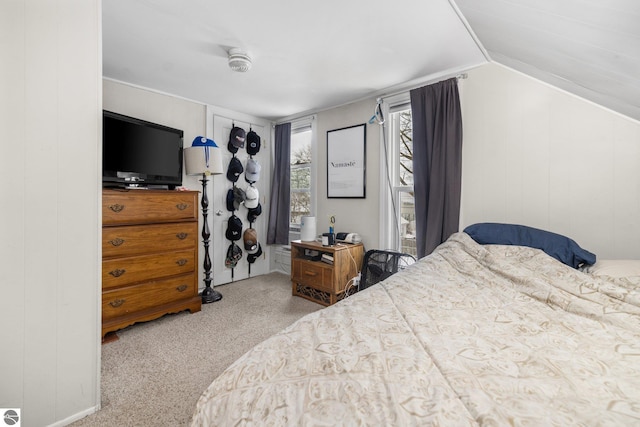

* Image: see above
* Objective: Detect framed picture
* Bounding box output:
[327,123,366,198]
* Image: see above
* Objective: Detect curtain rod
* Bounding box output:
[275,113,316,127]
[379,72,469,103]
[275,72,470,125]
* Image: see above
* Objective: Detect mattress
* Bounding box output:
[191,232,640,426]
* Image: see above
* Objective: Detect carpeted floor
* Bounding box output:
[71,272,322,427]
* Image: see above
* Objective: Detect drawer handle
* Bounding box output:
[109,299,125,308]
[108,238,125,247]
[176,232,188,240]
[108,204,125,213]
[176,284,188,292]
[176,259,188,266]
[176,203,188,211]
[108,268,126,278]
[303,270,318,277]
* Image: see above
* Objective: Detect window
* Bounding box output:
[290,128,311,225]
[289,118,315,240]
[381,99,417,256]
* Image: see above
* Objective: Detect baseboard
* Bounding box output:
[47,405,100,427]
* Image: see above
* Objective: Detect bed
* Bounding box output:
[191,228,640,426]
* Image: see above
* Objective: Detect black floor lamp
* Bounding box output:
[184,137,224,304]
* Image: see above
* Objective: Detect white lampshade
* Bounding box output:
[184,146,224,176]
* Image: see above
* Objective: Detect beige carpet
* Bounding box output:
[71,272,322,427]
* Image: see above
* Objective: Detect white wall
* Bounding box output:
[460,62,640,259]
[104,79,211,289]
[316,100,381,251]
[113,75,613,273]
[103,80,272,286]
[0,1,101,426]
[103,79,207,146]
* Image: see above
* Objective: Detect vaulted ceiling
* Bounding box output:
[456,0,640,122]
[102,0,640,122]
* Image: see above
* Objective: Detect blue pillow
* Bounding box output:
[463,223,596,269]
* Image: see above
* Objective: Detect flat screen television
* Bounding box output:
[102,110,184,189]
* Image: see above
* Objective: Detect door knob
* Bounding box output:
[215,210,223,216]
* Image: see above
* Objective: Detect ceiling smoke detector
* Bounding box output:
[228,48,252,72]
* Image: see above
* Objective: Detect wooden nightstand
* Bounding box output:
[290,240,364,306]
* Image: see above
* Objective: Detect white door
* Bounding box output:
[209,113,270,285]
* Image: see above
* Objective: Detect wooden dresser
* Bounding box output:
[291,240,364,306]
[102,189,201,339]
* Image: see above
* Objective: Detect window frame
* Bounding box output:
[379,94,413,252]
[287,116,316,241]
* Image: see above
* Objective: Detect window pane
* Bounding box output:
[398,110,413,187]
[291,166,310,190]
[291,130,311,165]
[399,190,417,256]
[291,190,310,225]
[290,128,312,228]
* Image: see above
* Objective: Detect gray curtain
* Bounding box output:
[267,123,291,244]
[410,78,463,258]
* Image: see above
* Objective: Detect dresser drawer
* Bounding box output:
[103,249,196,289]
[103,190,198,225]
[292,259,334,292]
[103,222,197,258]
[102,273,197,320]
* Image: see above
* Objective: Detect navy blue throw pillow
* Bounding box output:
[463,223,596,269]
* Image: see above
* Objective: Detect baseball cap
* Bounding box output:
[226,188,235,211]
[247,203,262,223]
[225,215,243,241]
[228,127,246,153]
[226,157,244,182]
[246,130,261,155]
[244,185,259,209]
[247,243,262,264]
[191,136,218,147]
[225,242,242,268]
[245,158,261,183]
[243,228,258,251]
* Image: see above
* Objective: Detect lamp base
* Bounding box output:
[201,286,222,304]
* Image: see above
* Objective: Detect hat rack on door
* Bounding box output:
[224,122,264,279]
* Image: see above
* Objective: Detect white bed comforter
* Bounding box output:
[192,232,640,426]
